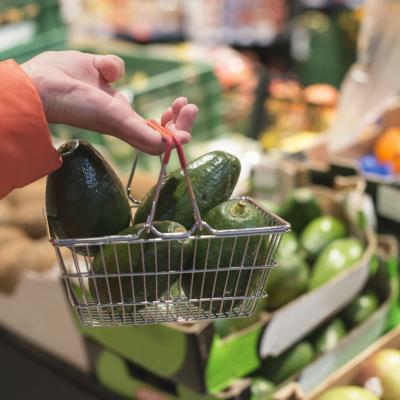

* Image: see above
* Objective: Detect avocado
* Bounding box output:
[309,238,364,290]
[276,232,299,259]
[250,377,276,400]
[341,290,379,328]
[46,140,131,255]
[134,151,241,229]
[280,188,322,234]
[312,318,347,355]
[182,199,268,314]
[260,341,314,384]
[266,255,309,311]
[90,221,192,312]
[300,216,346,261]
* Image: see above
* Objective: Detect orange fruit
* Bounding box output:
[374,127,400,172]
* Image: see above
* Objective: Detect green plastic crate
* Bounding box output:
[50,45,225,169]
[0,0,65,63]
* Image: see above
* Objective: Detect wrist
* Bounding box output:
[21,60,49,116]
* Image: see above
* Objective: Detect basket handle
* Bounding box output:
[146,119,203,230]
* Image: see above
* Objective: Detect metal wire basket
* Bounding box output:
[46,121,290,327]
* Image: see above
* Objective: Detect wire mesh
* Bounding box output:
[48,197,288,327]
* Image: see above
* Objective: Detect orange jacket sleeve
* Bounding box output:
[0,59,62,199]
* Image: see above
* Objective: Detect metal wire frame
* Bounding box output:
[47,146,290,327]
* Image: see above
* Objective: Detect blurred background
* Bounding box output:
[1,1,400,399]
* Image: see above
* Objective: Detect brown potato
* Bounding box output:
[0,200,13,225]
[12,202,47,239]
[28,239,58,273]
[0,225,27,246]
[0,239,33,293]
[7,178,46,207]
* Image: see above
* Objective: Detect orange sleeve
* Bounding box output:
[0,59,62,199]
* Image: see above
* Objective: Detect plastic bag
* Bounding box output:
[326,0,400,152]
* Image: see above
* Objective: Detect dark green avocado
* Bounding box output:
[90,221,192,312]
[133,151,241,229]
[182,199,268,314]
[46,140,131,254]
[312,318,347,355]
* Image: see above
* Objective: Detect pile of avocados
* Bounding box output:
[265,187,365,312]
[46,140,274,313]
[253,286,380,389]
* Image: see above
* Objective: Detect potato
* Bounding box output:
[0,200,12,225]
[0,239,33,293]
[12,203,47,239]
[0,225,27,246]
[7,178,45,207]
[28,239,58,273]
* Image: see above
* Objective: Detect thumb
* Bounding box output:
[94,54,125,83]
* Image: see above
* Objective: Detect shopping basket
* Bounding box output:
[46,121,290,327]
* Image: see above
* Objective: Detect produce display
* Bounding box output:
[0,178,62,293]
[264,187,365,311]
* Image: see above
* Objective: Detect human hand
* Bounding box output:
[21,51,198,154]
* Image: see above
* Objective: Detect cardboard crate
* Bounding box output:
[78,186,376,394]
[307,325,400,400]
[86,340,252,400]
[286,236,397,395]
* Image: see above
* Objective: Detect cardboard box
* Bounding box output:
[272,234,398,400]
[78,186,376,394]
[307,326,400,400]
[294,245,395,394]
[86,340,252,400]
[0,266,90,373]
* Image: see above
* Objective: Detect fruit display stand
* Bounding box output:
[0,0,67,63]
[78,184,375,395]
[306,325,400,400]
[272,235,397,397]
[87,341,253,400]
[306,102,400,235]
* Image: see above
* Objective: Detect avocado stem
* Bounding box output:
[230,201,247,217]
[59,140,79,156]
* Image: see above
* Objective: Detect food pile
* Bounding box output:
[46,140,278,313]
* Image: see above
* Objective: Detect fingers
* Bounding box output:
[161,107,173,126]
[94,55,125,83]
[174,103,199,132]
[171,97,188,121]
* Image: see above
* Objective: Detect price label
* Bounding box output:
[0,21,36,52]
[377,184,400,223]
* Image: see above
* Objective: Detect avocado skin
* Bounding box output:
[280,188,322,234]
[46,140,131,254]
[309,238,364,290]
[312,318,347,355]
[133,151,241,229]
[260,342,314,385]
[182,199,268,314]
[341,290,379,329]
[90,221,192,312]
[266,255,309,311]
[300,215,346,261]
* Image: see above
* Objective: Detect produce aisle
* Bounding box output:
[1,1,400,400]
